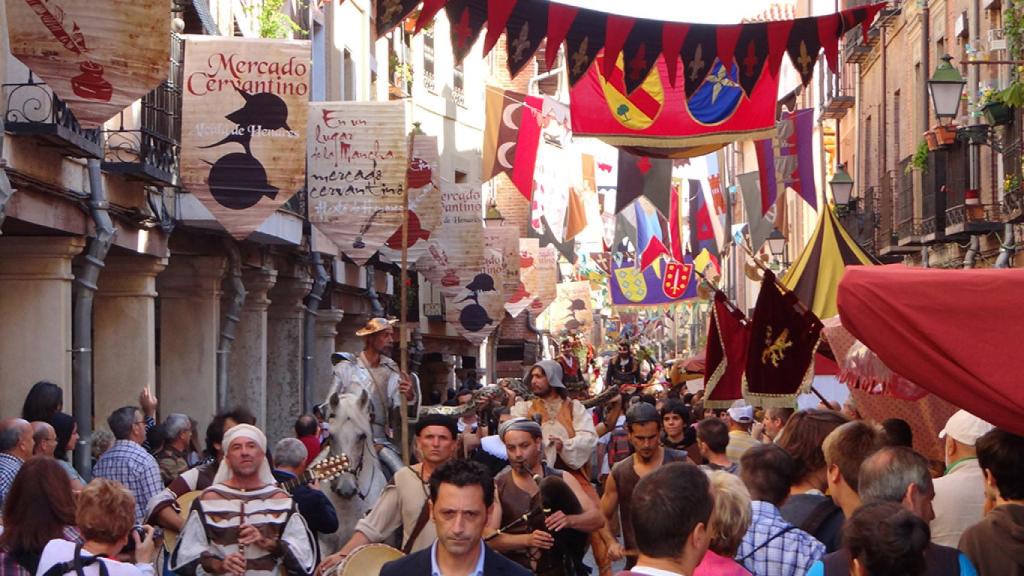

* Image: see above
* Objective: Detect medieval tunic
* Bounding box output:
[170,485,315,576]
[610,449,690,555]
[352,466,435,553]
[495,465,569,575]
[510,398,597,472]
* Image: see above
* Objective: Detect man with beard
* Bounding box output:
[489,418,604,575]
[319,414,461,571]
[602,403,691,567]
[170,424,315,576]
[330,317,419,477]
[557,338,587,398]
[605,341,641,397]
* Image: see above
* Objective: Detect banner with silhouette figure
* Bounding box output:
[420,182,484,299]
[307,100,407,263]
[181,36,309,240]
[545,281,594,337]
[446,247,506,345]
[379,135,442,265]
[506,238,539,318]
[5,0,169,127]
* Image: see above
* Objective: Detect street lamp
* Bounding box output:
[830,163,855,214]
[766,228,786,262]
[927,54,966,123]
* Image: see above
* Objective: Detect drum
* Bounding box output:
[335,544,404,576]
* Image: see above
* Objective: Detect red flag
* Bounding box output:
[481,87,541,200]
[669,181,684,262]
[705,292,751,408]
[483,0,518,55]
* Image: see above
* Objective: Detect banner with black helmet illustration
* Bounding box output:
[307,100,408,263]
[446,246,506,346]
[543,281,594,336]
[180,36,309,239]
[4,0,169,127]
[378,135,442,264]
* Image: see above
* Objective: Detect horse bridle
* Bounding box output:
[321,418,378,501]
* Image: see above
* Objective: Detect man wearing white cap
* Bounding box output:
[725,400,760,464]
[170,424,315,576]
[330,317,420,477]
[930,409,995,547]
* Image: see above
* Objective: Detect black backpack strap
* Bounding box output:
[798,498,842,537]
[39,543,110,576]
[738,525,799,563]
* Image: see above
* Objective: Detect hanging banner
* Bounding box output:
[529,244,558,315]
[423,182,484,298]
[483,225,521,309]
[4,0,169,127]
[307,101,407,263]
[546,281,594,336]
[610,253,697,307]
[181,36,309,239]
[447,247,506,345]
[506,238,539,318]
[379,135,442,264]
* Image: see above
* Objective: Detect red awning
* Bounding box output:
[838,265,1024,435]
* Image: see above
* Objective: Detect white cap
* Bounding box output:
[727,400,754,424]
[939,410,995,446]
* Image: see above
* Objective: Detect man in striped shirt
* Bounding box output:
[170,424,314,576]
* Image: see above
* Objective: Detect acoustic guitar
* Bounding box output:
[163,454,350,552]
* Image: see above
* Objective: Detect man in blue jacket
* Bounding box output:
[272,437,339,562]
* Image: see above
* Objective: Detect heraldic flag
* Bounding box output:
[704,292,751,408]
[781,206,879,319]
[743,270,823,407]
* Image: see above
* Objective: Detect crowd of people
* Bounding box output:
[0,320,1021,576]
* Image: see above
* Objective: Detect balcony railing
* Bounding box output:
[451,85,466,108]
[3,72,103,159]
[945,203,1004,236]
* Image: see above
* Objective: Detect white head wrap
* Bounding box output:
[213,423,276,485]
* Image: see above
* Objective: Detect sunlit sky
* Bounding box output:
[550,0,779,24]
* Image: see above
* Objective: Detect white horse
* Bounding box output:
[316,389,387,553]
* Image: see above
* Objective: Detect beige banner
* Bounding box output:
[379,135,442,265]
[483,225,520,305]
[5,0,169,127]
[447,247,506,346]
[308,100,407,264]
[545,281,594,337]
[181,36,309,239]
[506,238,539,318]
[422,182,484,298]
[529,244,558,316]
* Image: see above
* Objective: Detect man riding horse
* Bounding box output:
[330,317,420,477]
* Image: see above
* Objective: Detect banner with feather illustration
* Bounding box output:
[544,281,594,337]
[183,36,310,240]
[5,0,169,127]
[446,247,506,345]
[506,238,539,318]
[379,135,442,264]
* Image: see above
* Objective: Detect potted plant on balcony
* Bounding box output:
[907,141,929,173]
[932,123,958,146]
[979,86,1013,126]
[924,129,940,151]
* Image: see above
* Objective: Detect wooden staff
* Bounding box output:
[397,127,417,466]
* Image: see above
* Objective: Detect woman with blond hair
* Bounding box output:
[694,470,753,576]
[36,479,157,576]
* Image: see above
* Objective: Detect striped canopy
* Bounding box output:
[782,207,879,319]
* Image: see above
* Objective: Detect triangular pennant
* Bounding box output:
[716,24,742,69]
[787,17,822,87]
[545,3,579,69]
[565,187,588,241]
[505,0,548,78]
[445,0,487,65]
[483,0,519,55]
[735,22,769,97]
[682,24,717,99]
[602,15,636,78]
[375,0,420,37]
[840,3,884,42]
[415,0,447,33]
[817,13,842,74]
[640,237,669,270]
[616,149,671,214]
[622,19,663,95]
[662,22,690,88]
[766,20,794,79]
[565,9,607,86]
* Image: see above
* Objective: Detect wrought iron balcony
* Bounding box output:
[3,72,103,159]
[945,203,1004,236]
[896,217,921,245]
[1004,188,1024,223]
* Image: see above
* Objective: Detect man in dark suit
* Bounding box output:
[381,459,529,576]
[271,437,338,562]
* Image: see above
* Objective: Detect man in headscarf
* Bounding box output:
[510,361,614,575]
[329,317,420,477]
[488,418,604,576]
[170,424,315,576]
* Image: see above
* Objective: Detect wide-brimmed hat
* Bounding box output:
[355,317,398,337]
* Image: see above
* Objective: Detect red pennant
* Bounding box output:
[705,292,751,407]
[640,237,670,271]
[817,13,841,74]
[602,15,635,78]
[662,22,689,88]
[415,0,447,33]
[546,3,579,69]
[766,20,794,79]
[483,0,518,56]
[716,24,742,69]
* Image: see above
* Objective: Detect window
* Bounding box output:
[342,49,354,101]
[423,25,435,93]
[453,62,465,107]
[893,90,901,160]
[454,170,468,184]
[864,114,872,187]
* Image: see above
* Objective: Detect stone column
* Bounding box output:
[93,255,167,424]
[0,237,84,417]
[266,274,312,443]
[312,308,344,405]
[226,268,277,425]
[156,255,225,429]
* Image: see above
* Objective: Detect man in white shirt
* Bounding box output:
[930,409,994,547]
[617,462,713,576]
